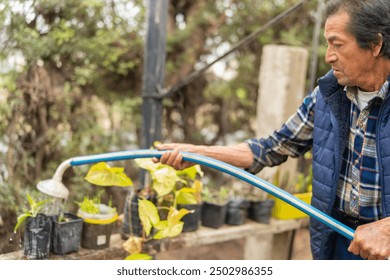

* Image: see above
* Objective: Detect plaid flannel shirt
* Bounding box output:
[247,80,389,220]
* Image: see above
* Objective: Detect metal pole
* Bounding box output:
[140,0,168,149]
[139,0,168,187]
[308,0,325,92]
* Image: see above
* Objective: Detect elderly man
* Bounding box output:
[155,0,390,260]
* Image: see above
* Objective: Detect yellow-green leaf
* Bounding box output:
[138,199,160,236]
[14,213,31,233]
[176,165,203,179]
[167,222,184,238]
[134,158,159,172]
[154,220,168,231]
[176,188,197,205]
[84,162,133,187]
[192,179,203,194]
[153,207,190,239]
[154,221,184,239]
[168,206,191,225]
[125,253,153,260]
[152,167,181,197]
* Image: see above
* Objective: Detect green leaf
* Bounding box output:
[166,223,184,238]
[152,167,182,197]
[26,194,34,208]
[176,188,197,205]
[154,220,168,231]
[153,207,190,239]
[134,158,159,173]
[138,199,160,236]
[84,162,133,187]
[168,207,191,226]
[76,197,100,214]
[176,165,203,180]
[31,199,51,217]
[14,213,31,233]
[154,222,184,239]
[125,253,153,260]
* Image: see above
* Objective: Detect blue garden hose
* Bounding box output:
[69,149,355,240]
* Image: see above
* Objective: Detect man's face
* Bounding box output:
[324,11,378,90]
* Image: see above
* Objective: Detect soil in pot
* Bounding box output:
[248,199,275,224]
[51,213,83,255]
[201,202,227,229]
[23,214,53,259]
[177,203,202,232]
[226,199,250,226]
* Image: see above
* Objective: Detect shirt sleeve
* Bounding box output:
[245,87,318,174]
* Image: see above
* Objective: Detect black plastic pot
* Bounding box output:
[122,191,155,239]
[51,213,83,255]
[201,201,227,229]
[23,214,52,259]
[178,203,202,232]
[248,199,275,224]
[226,199,250,226]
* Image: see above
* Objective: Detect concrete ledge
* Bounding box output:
[0,218,309,260]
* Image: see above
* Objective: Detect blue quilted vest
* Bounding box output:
[310,70,390,259]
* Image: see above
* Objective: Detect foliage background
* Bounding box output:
[0,0,327,250]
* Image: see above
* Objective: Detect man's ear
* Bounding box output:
[372,33,383,57]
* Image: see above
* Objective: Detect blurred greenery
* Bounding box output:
[0,0,326,240]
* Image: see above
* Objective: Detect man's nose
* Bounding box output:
[325,46,336,64]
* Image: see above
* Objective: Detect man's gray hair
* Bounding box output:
[325,0,390,59]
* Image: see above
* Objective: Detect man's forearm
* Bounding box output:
[197,143,254,169]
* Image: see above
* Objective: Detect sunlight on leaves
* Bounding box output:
[84,162,133,187]
[138,199,160,236]
[176,165,204,180]
[152,166,184,197]
[153,207,191,239]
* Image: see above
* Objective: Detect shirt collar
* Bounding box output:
[344,80,389,104]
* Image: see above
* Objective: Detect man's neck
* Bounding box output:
[359,60,388,91]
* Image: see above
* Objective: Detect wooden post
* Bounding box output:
[256,44,308,189]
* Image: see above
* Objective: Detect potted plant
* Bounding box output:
[14,194,53,259]
[201,185,230,229]
[271,153,313,220]
[128,158,203,232]
[225,182,250,226]
[76,192,119,249]
[175,166,203,232]
[121,156,181,240]
[247,187,275,224]
[77,162,133,249]
[120,155,194,259]
[122,198,190,260]
[51,212,83,255]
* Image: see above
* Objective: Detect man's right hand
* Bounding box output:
[153,143,198,170]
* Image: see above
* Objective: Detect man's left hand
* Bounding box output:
[348,217,390,260]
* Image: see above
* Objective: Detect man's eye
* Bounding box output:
[333,44,342,48]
